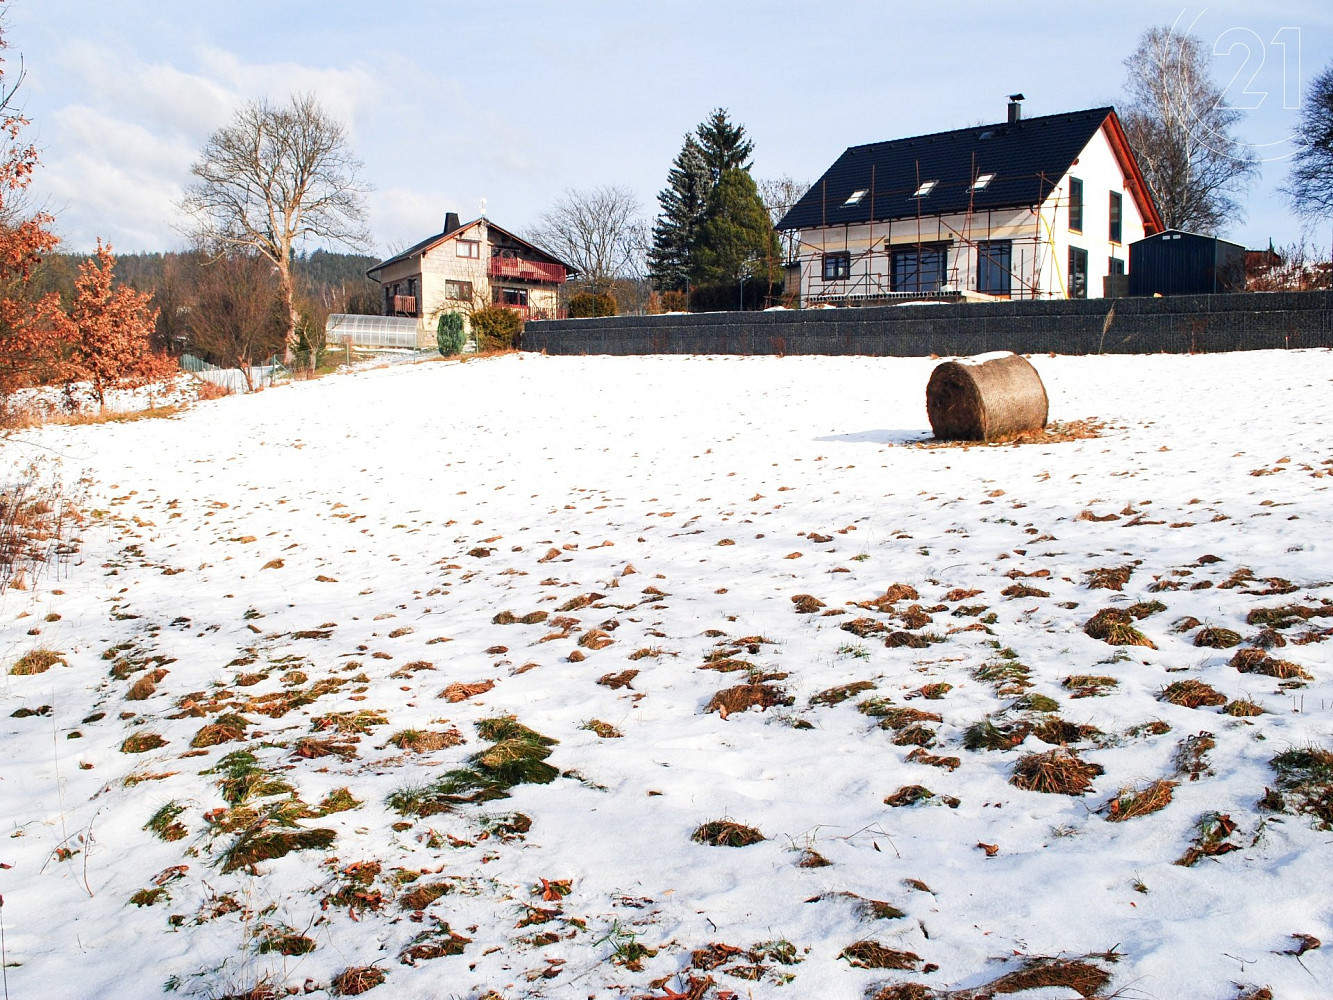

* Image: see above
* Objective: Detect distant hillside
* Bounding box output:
[32,248,381,307]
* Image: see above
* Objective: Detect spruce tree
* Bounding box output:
[648,134,710,292]
[695,108,754,183]
[691,168,780,292]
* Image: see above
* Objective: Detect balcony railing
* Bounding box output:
[391,294,417,314]
[488,256,567,284]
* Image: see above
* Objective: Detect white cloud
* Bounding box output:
[32,38,382,250]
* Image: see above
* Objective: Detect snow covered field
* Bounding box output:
[2,350,1332,1000]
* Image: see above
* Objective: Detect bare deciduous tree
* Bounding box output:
[1120,26,1257,234]
[526,186,645,292]
[180,93,370,363]
[1283,61,1333,224]
[184,252,286,392]
[758,175,809,263]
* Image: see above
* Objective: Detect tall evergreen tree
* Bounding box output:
[648,134,710,292]
[695,107,753,183]
[691,168,780,288]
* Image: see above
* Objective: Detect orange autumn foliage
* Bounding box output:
[0,9,67,402]
[64,241,174,406]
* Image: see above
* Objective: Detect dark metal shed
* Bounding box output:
[1128,230,1246,296]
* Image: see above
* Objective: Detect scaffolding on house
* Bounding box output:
[784,163,1066,306]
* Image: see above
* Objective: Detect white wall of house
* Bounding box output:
[376,219,565,334]
[792,122,1151,302]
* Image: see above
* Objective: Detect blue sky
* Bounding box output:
[11,1,1333,257]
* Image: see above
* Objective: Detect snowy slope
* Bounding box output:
[1,351,1331,1000]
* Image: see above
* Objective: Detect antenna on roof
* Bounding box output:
[479,197,488,218]
[1007,94,1025,125]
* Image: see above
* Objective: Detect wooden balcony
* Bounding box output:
[391,294,417,314]
[488,256,567,284]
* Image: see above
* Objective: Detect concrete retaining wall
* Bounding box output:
[524,291,1333,357]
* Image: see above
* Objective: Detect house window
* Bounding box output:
[972,172,995,190]
[891,245,948,293]
[822,252,851,281]
[911,180,937,198]
[1068,246,1088,299]
[456,240,480,258]
[1068,177,1084,232]
[494,286,528,307]
[977,240,1012,295]
[445,279,473,301]
[1108,257,1125,276]
[843,189,867,206]
[1109,191,1123,243]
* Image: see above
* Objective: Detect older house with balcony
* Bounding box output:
[366,212,574,332]
[777,99,1163,304]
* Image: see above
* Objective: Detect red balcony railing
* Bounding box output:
[488,256,567,284]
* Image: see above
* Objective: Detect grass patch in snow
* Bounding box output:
[1264,746,1333,829]
[692,819,765,847]
[388,716,558,816]
[1160,680,1226,709]
[8,648,63,675]
[1084,608,1156,648]
[1103,779,1177,821]
[1010,749,1104,795]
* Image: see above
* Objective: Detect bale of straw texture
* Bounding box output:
[926,352,1048,441]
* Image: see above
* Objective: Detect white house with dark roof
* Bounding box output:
[366,213,575,328]
[777,99,1163,303]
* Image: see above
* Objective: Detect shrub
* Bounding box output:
[436,311,465,356]
[469,305,523,352]
[567,291,617,318]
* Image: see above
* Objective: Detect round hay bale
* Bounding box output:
[925,352,1049,441]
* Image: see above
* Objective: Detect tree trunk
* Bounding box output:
[276,258,298,366]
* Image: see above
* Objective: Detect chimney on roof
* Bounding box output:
[1007,94,1025,125]
[443,211,461,235]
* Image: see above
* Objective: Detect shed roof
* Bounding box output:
[777,107,1162,233]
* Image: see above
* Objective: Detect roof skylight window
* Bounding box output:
[843,189,867,206]
[972,173,995,189]
[911,180,937,198]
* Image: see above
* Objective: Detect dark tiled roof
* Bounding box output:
[366,219,576,278]
[777,107,1116,231]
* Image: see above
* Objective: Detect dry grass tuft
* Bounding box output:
[1194,626,1243,648]
[811,680,876,706]
[597,669,639,690]
[870,986,939,1000]
[791,593,826,613]
[389,728,465,753]
[1085,565,1133,591]
[912,418,1105,448]
[1172,732,1216,780]
[1224,699,1265,717]
[8,648,63,675]
[984,955,1113,997]
[398,881,452,911]
[191,713,251,748]
[1175,811,1240,866]
[581,719,623,738]
[837,940,921,970]
[1,461,83,593]
[884,785,934,807]
[692,819,765,847]
[1084,608,1156,648]
[1010,749,1103,795]
[121,732,168,754]
[220,826,336,873]
[440,680,496,702]
[705,683,792,716]
[1061,677,1114,698]
[1160,680,1227,709]
[330,966,387,996]
[1266,746,1333,829]
[1104,779,1177,821]
[1230,648,1312,679]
